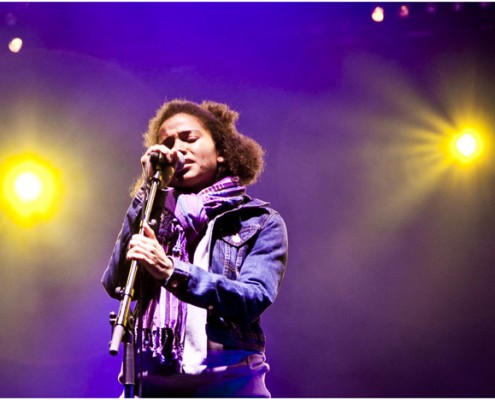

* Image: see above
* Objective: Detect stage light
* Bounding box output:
[0,153,63,225]
[449,129,484,164]
[14,171,43,203]
[8,37,23,53]
[399,5,410,18]
[372,6,385,22]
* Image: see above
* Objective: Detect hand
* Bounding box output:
[126,221,174,281]
[141,145,183,180]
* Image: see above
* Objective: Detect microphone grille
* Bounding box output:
[176,151,185,172]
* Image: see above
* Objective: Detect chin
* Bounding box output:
[171,177,198,193]
[172,172,216,193]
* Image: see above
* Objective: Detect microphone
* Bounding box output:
[148,151,185,187]
[149,151,185,172]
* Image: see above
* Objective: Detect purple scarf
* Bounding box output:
[140,176,246,369]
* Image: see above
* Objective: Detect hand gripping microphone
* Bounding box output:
[148,151,185,187]
[149,151,185,171]
[108,151,186,356]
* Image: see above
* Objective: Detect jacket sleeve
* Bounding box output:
[101,188,166,299]
[164,210,289,324]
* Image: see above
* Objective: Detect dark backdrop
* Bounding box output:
[0,2,494,397]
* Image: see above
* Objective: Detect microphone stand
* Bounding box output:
[108,162,170,398]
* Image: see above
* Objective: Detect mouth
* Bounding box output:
[174,162,190,177]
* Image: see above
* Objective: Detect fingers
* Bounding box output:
[141,145,164,178]
[127,234,153,264]
[127,223,156,259]
[125,224,174,280]
[142,221,156,240]
[141,146,178,167]
[141,146,182,179]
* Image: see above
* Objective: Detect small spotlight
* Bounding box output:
[372,6,385,22]
[399,5,410,18]
[8,37,23,53]
[453,3,463,12]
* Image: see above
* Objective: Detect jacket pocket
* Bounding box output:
[220,224,260,279]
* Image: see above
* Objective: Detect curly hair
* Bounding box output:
[130,99,265,196]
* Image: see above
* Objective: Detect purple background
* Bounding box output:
[1,2,495,397]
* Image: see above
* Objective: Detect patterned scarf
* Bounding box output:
[139,176,246,371]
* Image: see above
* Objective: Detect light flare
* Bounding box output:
[449,129,484,163]
[0,153,63,225]
[14,171,43,203]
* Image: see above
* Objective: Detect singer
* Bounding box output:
[101,99,288,397]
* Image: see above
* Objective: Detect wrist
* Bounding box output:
[160,256,175,284]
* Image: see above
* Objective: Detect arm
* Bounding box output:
[102,146,183,298]
[101,188,164,299]
[165,211,289,324]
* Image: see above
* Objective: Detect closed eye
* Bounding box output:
[178,130,200,142]
[159,129,201,148]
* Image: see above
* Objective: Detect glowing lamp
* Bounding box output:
[14,171,43,203]
[8,37,23,53]
[372,7,385,22]
[1,154,63,224]
[449,130,484,164]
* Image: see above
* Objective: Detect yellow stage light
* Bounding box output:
[449,129,484,164]
[0,153,63,225]
[14,171,43,203]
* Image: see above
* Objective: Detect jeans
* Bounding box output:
[136,351,271,398]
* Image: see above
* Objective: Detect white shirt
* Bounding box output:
[181,221,214,374]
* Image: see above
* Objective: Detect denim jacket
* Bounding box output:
[102,188,288,353]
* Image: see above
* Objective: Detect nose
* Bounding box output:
[171,139,187,156]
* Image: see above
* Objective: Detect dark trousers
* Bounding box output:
[138,353,271,398]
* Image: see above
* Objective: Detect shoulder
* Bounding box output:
[217,194,286,230]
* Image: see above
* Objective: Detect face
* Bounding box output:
[158,113,224,193]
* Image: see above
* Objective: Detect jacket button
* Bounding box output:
[208,305,214,310]
[170,280,178,288]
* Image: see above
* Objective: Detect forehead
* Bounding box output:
[159,113,206,134]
